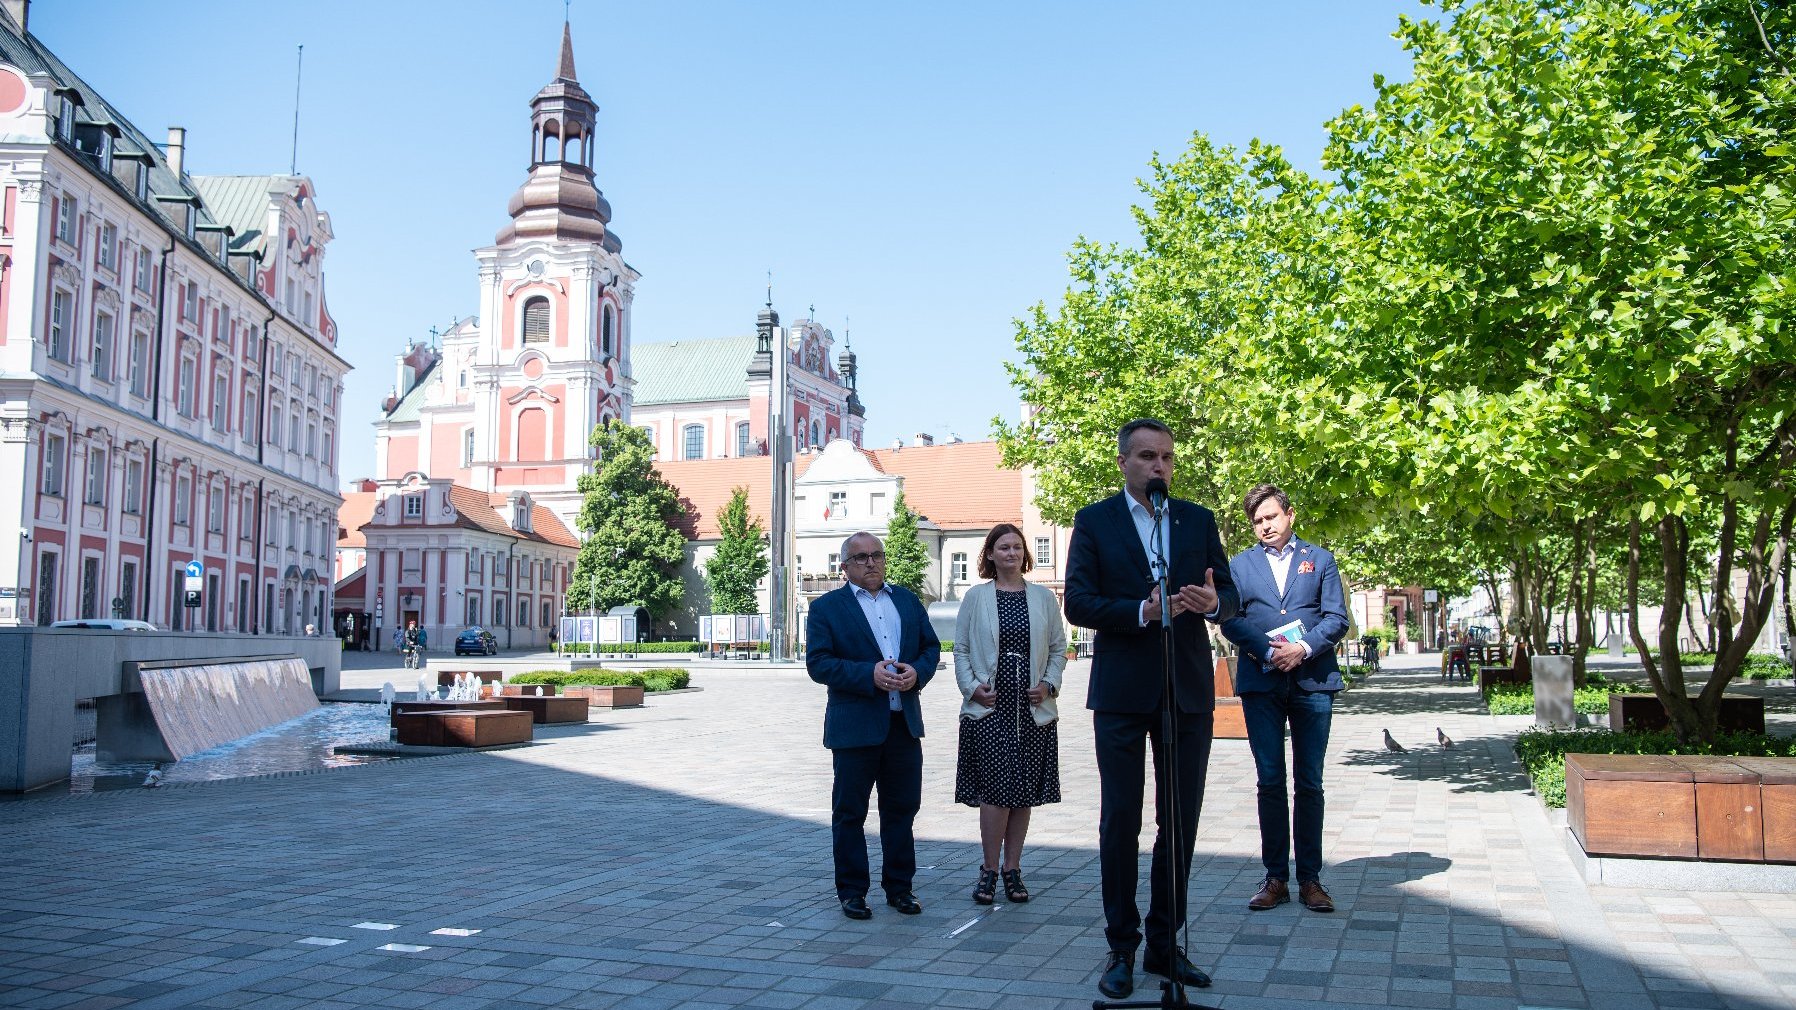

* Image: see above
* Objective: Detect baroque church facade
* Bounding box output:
[337,23,864,648]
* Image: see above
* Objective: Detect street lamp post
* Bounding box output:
[768,316,798,662]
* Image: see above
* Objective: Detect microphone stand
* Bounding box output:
[1094,494,1218,1010]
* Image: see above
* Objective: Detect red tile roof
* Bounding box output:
[337,492,378,548]
[445,486,581,548]
[654,441,1020,539]
[871,441,1023,528]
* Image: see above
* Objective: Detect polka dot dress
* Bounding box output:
[955,588,1061,808]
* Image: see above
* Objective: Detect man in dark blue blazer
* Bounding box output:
[806,531,940,921]
[1064,419,1239,1000]
[1220,483,1350,915]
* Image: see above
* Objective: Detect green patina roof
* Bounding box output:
[383,360,437,423]
[632,335,756,405]
[190,175,285,256]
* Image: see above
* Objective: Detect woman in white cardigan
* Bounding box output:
[953,523,1068,905]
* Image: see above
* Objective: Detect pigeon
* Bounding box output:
[1437,727,1454,749]
[1383,729,1406,753]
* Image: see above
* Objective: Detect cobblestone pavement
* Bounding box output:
[2,651,1792,1009]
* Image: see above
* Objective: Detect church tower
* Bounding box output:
[464,21,639,529]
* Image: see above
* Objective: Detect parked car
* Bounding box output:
[51,619,157,631]
[454,627,498,656]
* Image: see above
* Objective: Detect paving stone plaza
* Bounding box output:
[2,652,1793,1010]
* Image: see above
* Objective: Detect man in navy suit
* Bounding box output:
[1220,483,1350,914]
[806,531,940,921]
[1064,418,1239,999]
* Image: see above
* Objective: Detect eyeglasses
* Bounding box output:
[845,551,887,566]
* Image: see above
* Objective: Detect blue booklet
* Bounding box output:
[1267,619,1305,645]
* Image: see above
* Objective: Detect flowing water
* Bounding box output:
[54,702,398,796]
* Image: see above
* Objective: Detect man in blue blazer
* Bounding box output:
[1220,483,1350,914]
[1064,419,1239,999]
[806,531,941,921]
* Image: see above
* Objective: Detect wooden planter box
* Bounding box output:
[1607,694,1766,734]
[1566,752,1795,863]
[501,684,557,696]
[394,709,533,747]
[563,684,645,708]
[501,695,590,724]
[1213,657,1246,739]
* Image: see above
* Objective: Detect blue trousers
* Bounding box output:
[830,711,923,900]
[1241,681,1334,883]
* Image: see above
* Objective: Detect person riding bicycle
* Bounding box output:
[402,621,426,662]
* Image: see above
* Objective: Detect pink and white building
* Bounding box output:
[0,2,347,631]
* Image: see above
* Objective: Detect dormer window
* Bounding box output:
[134,161,149,201]
[54,91,77,142]
[403,494,423,519]
[512,499,532,532]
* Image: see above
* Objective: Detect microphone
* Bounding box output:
[1145,477,1168,517]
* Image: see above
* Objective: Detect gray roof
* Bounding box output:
[190,175,286,256]
[632,335,755,405]
[0,15,223,243]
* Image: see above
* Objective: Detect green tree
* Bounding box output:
[705,486,768,615]
[1321,0,1796,738]
[883,489,931,599]
[567,421,691,630]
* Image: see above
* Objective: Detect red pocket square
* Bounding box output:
[1297,560,1315,574]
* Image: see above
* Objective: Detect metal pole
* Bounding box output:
[769,325,790,662]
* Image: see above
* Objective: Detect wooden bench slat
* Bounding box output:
[1566,753,1695,781]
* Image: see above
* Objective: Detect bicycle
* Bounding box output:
[402,646,421,670]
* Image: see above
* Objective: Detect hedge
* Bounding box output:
[557,642,704,655]
[1482,671,1638,716]
[1513,728,1796,808]
[509,668,691,692]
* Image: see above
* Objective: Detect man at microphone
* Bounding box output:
[1064,418,1239,999]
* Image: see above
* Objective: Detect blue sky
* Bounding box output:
[39,1,1427,485]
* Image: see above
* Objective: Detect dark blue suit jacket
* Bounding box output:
[1064,492,1239,714]
[805,582,940,749]
[1220,537,1350,694]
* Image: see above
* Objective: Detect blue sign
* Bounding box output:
[184,561,204,578]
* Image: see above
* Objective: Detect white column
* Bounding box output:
[423,547,441,642]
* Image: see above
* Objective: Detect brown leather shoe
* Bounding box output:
[1298,880,1335,912]
[1247,877,1289,911]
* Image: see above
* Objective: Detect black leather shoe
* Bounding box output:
[885,892,923,915]
[840,896,871,920]
[1098,950,1134,998]
[1143,946,1212,988]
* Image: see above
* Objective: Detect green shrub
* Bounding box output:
[1514,728,1796,808]
[1740,654,1791,680]
[1481,671,1638,716]
[509,668,691,692]
[557,641,704,655]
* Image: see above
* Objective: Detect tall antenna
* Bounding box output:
[289,45,304,175]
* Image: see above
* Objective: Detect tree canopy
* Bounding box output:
[999,0,1796,739]
[705,486,768,615]
[567,421,691,627]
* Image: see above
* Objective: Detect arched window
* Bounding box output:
[601,304,615,356]
[522,296,550,344]
[736,421,751,457]
[682,424,705,460]
[811,419,821,447]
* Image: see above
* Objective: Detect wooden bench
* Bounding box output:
[390,698,507,726]
[437,670,503,687]
[1566,753,1796,863]
[1607,694,1767,734]
[500,694,589,724]
[393,708,533,747]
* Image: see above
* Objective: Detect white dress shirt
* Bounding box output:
[850,581,903,710]
[1262,539,1312,660]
